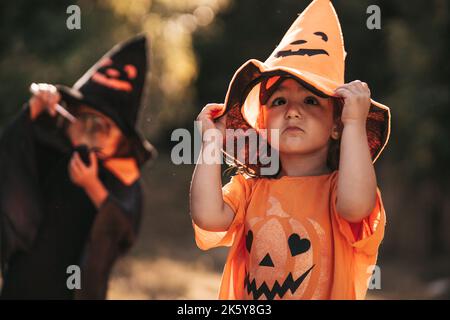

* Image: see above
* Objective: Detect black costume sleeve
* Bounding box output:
[0,105,43,275]
[75,181,142,299]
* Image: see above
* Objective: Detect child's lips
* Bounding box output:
[283,125,304,134]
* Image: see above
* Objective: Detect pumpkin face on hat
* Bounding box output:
[275,32,330,58]
[266,0,346,85]
[92,58,138,93]
[56,35,157,166]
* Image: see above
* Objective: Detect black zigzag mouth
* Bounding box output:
[244,265,315,300]
[275,49,329,57]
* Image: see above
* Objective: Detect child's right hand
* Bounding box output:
[29,83,61,120]
[196,103,227,136]
[191,103,235,232]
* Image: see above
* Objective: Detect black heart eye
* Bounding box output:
[245,230,253,253]
[288,233,311,256]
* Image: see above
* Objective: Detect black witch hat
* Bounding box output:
[56,35,156,166]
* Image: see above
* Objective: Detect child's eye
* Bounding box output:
[304,96,319,106]
[270,97,287,107]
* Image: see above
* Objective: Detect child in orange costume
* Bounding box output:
[190,0,391,300]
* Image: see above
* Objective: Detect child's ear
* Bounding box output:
[331,119,342,140]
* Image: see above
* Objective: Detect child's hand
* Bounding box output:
[29,83,61,120]
[196,103,227,136]
[334,80,371,126]
[68,151,99,190]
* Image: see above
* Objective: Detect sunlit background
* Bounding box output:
[0,0,449,299]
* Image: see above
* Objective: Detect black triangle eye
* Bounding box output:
[259,253,274,267]
[245,230,253,253]
[288,233,311,256]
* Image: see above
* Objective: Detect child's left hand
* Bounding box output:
[69,151,99,189]
[334,80,371,126]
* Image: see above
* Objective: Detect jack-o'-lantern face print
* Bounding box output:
[244,196,330,300]
[91,58,137,92]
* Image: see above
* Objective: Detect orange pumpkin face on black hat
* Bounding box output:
[56,35,156,167]
[217,0,391,172]
[91,58,138,93]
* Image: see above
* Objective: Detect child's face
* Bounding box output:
[263,79,336,155]
[66,105,124,159]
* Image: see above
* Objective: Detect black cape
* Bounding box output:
[0,104,142,299]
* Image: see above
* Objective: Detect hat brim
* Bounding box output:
[56,84,157,166]
[220,59,391,163]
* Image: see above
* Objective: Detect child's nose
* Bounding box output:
[285,103,303,119]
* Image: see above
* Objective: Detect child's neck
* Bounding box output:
[278,149,331,177]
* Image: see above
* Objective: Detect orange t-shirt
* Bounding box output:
[193,171,386,300]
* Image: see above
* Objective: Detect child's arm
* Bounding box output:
[69,151,108,208]
[334,80,377,223]
[190,103,235,232]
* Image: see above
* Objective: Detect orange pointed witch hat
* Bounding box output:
[218,0,390,164]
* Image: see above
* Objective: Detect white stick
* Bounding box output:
[29,83,77,123]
